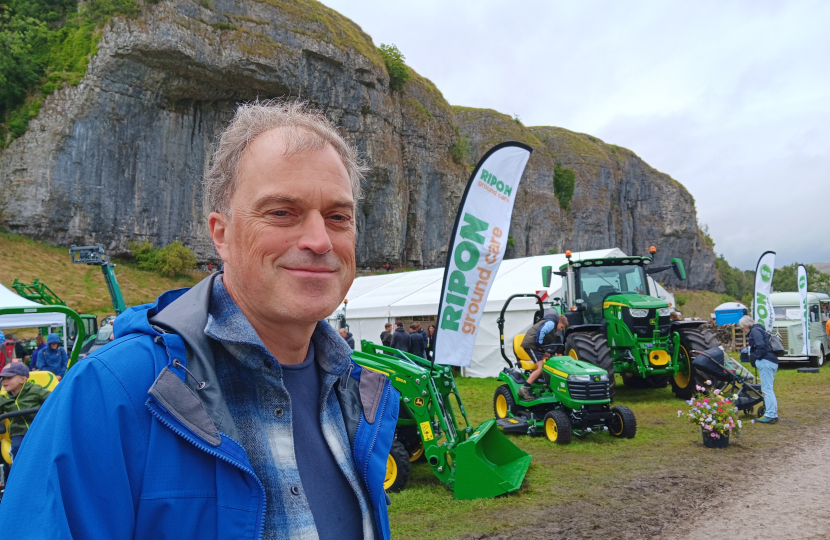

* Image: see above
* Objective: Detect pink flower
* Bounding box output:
[703,398,709,403]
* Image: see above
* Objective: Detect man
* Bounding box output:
[339,327,355,350]
[518,313,569,400]
[380,323,393,347]
[407,324,426,358]
[36,333,68,378]
[0,363,50,480]
[0,102,399,540]
[390,321,411,353]
[415,323,428,348]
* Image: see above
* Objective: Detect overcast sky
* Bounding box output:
[320,0,829,271]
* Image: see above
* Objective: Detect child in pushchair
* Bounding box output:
[691,347,768,418]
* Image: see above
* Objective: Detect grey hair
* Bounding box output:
[204,100,365,215]
[739,315,756,329]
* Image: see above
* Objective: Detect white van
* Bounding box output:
[770,292,829,367]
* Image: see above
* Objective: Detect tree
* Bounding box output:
[553,164,575,211]
[772,263,830,293]
[156,241,197,277]
[378,43,409,90]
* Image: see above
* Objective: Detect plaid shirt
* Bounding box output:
[206,279,375,540]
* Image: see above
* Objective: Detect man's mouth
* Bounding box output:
[282,266,338,276]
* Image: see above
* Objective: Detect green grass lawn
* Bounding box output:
[388,365,830,539]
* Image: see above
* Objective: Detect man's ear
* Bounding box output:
[209,212,231,261]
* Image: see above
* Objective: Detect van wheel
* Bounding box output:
[809,346,825,368]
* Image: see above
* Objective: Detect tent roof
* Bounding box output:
[335,248,625,319]
[0,282,66,329]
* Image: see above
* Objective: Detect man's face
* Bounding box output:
[49,342,58,349]
[339,328,347,338]
[1,374,26,395]
[210,129,356,326]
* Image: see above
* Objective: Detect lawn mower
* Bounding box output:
[354,342,531,500]
[494,293,637,444]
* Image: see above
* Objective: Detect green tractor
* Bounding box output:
[493,294,637,444]
[355,341,532,500]
[544,248,719,400]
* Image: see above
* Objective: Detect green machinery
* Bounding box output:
[69,244,127,315]
[11,278,98,352]
[544,248,719,400]
[355,341,531,500]
[0,305,87,370]
[494,294,637,444]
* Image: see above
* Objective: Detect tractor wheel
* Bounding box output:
[396,425,425,463]
[493,385,516,419]
[609,405,637,438]
[565,332,616,399]
[543,410,572,445]
[621,373,669,389]
[671,328,720,400]
[384,440,411,493]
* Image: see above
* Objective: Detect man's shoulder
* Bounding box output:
[73,333,163,395]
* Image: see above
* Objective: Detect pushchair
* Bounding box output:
[691,347,767,418]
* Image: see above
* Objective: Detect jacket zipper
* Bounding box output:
[146,400,267,540]
[362,382,390,481]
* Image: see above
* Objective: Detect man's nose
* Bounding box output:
[297,212,333,254]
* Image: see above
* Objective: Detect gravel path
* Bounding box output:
[665,432,830,540]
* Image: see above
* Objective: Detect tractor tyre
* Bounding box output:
[671,328,720,400]
[565,332,616,399]
[621,373,670,389]
[543,410,572,445]
[384,440,411,493]
[396,425,425,463]
[609,406,637,439]
[494,385,516,419]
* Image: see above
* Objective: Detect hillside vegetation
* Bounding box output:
[0,233,200,320]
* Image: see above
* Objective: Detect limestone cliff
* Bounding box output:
[0,0,721,290]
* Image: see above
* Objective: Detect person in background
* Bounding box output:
[416,323,427,349]
[740,315,778,424]
[670,311,683,322]
[380,323,393,347]
[519,313,569,401]
[0,330,5,370]
[0,363,50,481]
[426,324,436,360]
[408,324,426,358]
[339,327,355,350]
[12,335,26,361]
[37,334,68,378]
[390,321,410,353]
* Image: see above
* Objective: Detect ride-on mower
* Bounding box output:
[494,294,637,444]
[354,341,532,500]
[545,248,720,399]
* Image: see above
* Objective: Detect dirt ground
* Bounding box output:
[463,420,830,540]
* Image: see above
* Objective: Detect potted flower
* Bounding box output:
[678,380,743,448]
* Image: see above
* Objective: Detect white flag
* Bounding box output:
[798,264,811,355]
[753,251,776,332]
[434,142,532,367]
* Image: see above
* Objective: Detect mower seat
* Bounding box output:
[512,335,537,371]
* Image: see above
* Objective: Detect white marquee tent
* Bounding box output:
[329,248,675,377]
[0,282,66,332]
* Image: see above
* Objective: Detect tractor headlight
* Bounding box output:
[567,374,591,382]
[598,374,609,382]
[657,307,671,317]
[629,308,649,318]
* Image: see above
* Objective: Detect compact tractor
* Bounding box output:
[494,294,637,444]
[356,341,532,500]
[544,248,719,400]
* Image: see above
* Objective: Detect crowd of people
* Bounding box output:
[334,321,435,360]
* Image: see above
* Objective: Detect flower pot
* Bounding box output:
[702,433,729,448]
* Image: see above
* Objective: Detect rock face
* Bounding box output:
[0,0,721,290]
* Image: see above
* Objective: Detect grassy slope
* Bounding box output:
[389,365,830,539]
[0,233,200,326]
[667,288,738,319]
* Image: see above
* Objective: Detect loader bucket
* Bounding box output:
[452,419,532,500]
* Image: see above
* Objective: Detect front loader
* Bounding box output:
[352,345,531,500]
[545,248,720,399]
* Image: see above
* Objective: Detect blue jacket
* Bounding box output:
[0,275,399,539]
[37,344,68,377]
[748,324,778,365]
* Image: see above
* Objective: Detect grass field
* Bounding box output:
[388,363,830,539]
[0,232,201,329]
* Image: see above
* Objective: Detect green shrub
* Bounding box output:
[553,163,575,211]
[507,234,515,248]
[156,241,197,277]
[449,135,469,165]
[128,240,158,271]
[0,0,138,146]
[675,294,687,308]
[378,43,409,91]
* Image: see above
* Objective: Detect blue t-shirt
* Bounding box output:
[281,345,364,540]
